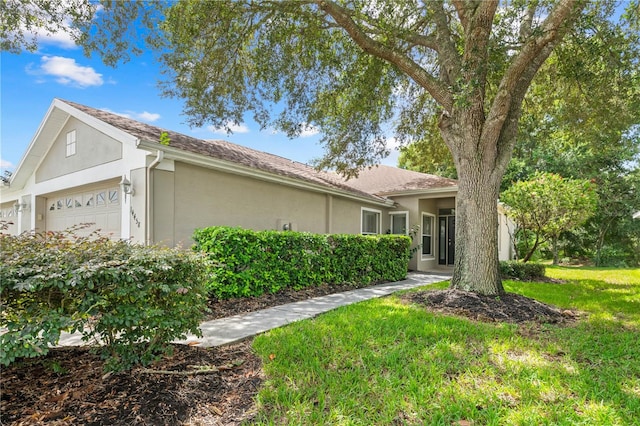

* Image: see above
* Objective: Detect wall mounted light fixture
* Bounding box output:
[13,202,28,213]
[120,175,134,196]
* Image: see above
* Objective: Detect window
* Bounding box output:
[390,212,408,235]
[96,191,106,206]
[66,130,77,157]
[84,193,94,207]
[108,189,119,204]
[422,213,434,256]
[361,208,381,235]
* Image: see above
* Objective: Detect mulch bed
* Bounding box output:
[2,282,579,425]
[1,341,262,426]
[401,289,579,324]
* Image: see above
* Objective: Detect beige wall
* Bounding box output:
[152,169,175,246]
[36,118,122,183]
[129,168,147,244]
[34,196,46,233]
[172,163,390,246]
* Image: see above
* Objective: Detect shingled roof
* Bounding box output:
[61,99,387,203]
[344,165,457,195]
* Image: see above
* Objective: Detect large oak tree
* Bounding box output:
[5,0,602,295]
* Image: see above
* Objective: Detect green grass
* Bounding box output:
[252,267,640,425]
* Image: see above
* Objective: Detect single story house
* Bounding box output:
[0,99,514,271]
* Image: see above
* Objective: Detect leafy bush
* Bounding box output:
[499,260,546,281]
[193,227,411,299]
[0,229,208,371]
[594,245,630,268]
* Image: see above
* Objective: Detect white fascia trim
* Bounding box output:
[136,140,394,208]
[53,99,140,146]
[28,160,126,196]
[378,186,459,197]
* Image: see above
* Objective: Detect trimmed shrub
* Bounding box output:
[0,229,208,371]
[193,227,411,299]
[499,260,546,281]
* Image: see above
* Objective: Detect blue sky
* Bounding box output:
[0,26,400,174]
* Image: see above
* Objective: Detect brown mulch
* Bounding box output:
[1,283,376,426]
[401,289,579,324]
[2,282,578,425]
[0,341,262,426]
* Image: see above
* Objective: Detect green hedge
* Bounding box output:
[499,260,546,281]
[0,229,209,371]
[192,227,411,299]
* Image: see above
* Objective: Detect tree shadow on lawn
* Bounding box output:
[395,288,640,424]
[253,289,639,424]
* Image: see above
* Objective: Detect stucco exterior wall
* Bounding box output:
[129,167,147,244]
[152,169,175,247]
[173,163,328,246]
[329,196,391,235]
[35,118,122,183]
[170,162,394,247]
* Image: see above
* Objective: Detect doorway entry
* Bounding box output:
[438,209,455,265]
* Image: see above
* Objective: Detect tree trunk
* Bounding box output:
[522,232,540,263]
[552,236,560,265]
[450,167,505,295]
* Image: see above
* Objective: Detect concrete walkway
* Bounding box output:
[57,272,450,348]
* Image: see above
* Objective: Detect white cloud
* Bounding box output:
[299,124,320,138]
[386,137,401,150]
[138,111,161,122]
[261,124,320,138]
[208,122,250,135]
[15,0,100,50]
[100,108,161,123]
[1,159,15,170]
[38,56,103,87]
[28,28,78,50]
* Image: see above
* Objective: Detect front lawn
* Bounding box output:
[252,267,640,425]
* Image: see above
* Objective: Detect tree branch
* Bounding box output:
[483,0,582,156]
[316,0,454,112]
[429,1,463,86]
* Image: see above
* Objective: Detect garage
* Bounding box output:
[0,202,19,234]
[45,181,122,239]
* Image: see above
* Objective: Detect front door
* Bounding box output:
[438,209,455,265]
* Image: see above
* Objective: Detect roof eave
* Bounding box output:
[136,140,394,208]
[376,186,459,197]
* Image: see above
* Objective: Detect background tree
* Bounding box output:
[500,172,598,264]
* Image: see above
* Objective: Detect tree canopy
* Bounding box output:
[7,0,631,295]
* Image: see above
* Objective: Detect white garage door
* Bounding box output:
[46,183,122,239]
[0,202,19,235]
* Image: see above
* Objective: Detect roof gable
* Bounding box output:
[343,165,458,195]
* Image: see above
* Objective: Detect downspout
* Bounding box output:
[146,150,164,245]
